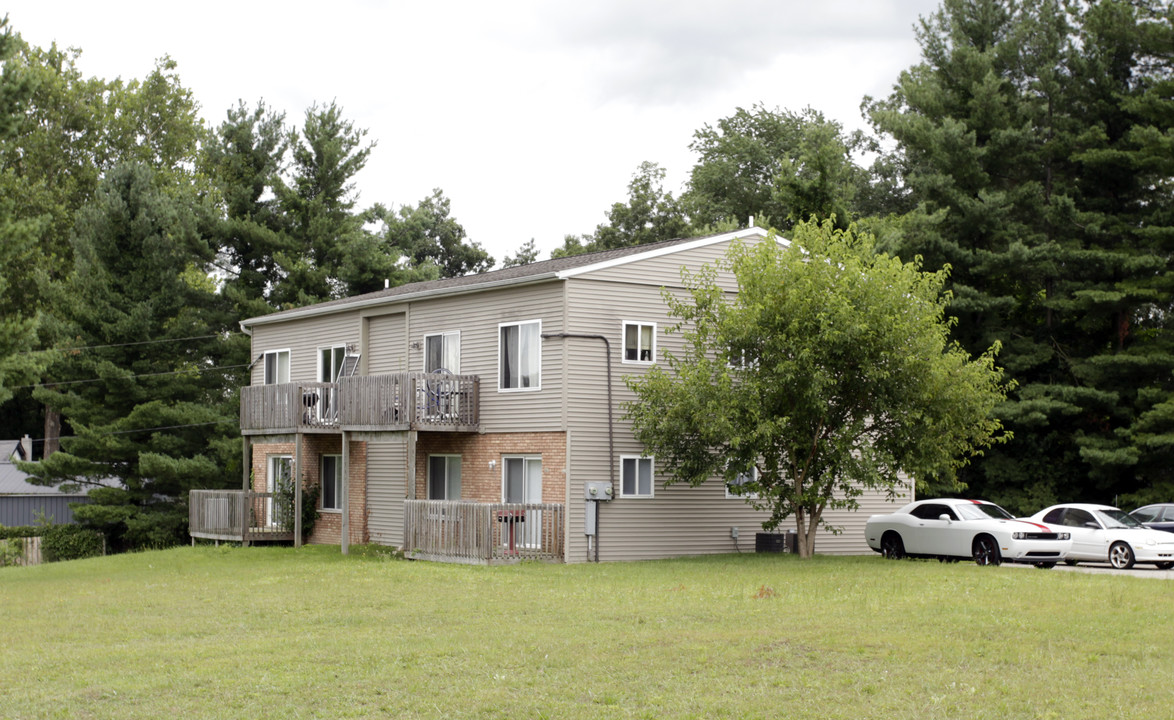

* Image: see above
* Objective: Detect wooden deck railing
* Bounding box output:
[188,490,295,544]
[403,500,565,564]
[240,373,479,433]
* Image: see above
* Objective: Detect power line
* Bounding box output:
[7,363,250,391]
[15,419,239,446]
[23,333,242,355]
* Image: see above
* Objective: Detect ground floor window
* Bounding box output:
[502,456,542,503]
[428,455,462,500]
[725,467,759,499]
[321,454,342,510]
[620,455,654,497]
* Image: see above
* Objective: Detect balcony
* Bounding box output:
[188,490,295,544]
[240,372,480,435]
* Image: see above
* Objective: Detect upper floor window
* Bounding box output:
[623,322,656,364]
[320,345,346,383]
[263,349,290,385]
[425,331,461,373]
[620,455,654,498]
[499,320,541,391]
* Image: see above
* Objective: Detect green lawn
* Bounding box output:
[1,546,1170,719]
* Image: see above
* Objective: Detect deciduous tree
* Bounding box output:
[625,221,1010,557]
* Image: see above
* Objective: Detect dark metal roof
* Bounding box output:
[0,441,116,496]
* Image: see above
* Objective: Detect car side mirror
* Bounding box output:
[1084,521,1099,529]
[938,514,952,522]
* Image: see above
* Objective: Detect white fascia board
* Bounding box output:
[241,273,562,329]
[554,227,773,280]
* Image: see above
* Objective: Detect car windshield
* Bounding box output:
[956,503,1014,521]
[1096,509,1144,529]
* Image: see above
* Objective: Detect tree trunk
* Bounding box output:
[42,406,60,458]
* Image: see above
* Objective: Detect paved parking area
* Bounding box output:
[1010,562,1174,579]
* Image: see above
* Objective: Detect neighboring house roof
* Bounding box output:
[242,227,770,329]
[0,439,117,497]
[0,440,79,496]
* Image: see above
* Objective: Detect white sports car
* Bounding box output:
[1027,503,1174,570]
[866,498,1072,567]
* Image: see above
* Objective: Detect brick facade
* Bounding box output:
[251,437,368,546]
[250,430,565,547]
[414,431,566,504]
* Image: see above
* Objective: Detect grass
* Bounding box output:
[1,546,1171,719]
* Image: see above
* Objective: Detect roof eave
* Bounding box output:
[242,272,563,329]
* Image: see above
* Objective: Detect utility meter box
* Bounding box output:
[584,481,613,501]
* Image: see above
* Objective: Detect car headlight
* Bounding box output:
[1059,532,1070,540]
[1013,532,1025,539]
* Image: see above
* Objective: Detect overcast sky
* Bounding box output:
[6,0,941,264]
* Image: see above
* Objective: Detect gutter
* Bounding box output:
[541,332,614,563]
[241,274,562,330]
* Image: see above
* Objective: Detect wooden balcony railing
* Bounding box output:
[240,373,479,434]
[403,500,565,564]
[188,490,295,544]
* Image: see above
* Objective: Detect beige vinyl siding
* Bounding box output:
[365,311,407,374]
[570,236,762,291]
[593,479,908,562]
[405,281,566,433]
[562,249,905,562]
[249,311,360,385]
[367,436,409,547]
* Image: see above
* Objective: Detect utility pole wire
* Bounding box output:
[6,363,250,391]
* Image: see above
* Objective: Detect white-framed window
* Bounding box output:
[263,349,290,385]
[726,346,760,370]
[499,320,541,391]
[502,455,543,548]
[424,331,461,373]
[319,345,347,383]
[502,456,542,504]
[427,455,462,500]
[620,455,654,498]
[321,454,342,511]
[622,321,656,364]
[725,467,760,499]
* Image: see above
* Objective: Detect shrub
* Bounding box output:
[0,526,38,540]
[41,524,104,563]
[275,476,320,542]
[0,537,24,567]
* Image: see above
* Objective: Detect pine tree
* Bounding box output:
[25,163,240,549]
[869,0,1174,509]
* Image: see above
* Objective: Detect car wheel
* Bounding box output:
[972,536,1001,566]
[880,532,905,560]
[1064,559,1078,566]
[1033,562,1056,569]
[1156,562,1173,570]
[1108,541,1135,570]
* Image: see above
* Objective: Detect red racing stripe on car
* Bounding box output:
[1013,520,1050,531]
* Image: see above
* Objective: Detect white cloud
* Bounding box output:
[4,0,941,263]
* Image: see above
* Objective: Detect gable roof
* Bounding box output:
[0,441,72,496]
[242,227,769,329]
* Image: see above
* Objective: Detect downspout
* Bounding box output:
[541,333,613,563]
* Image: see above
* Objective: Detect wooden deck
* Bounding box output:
[403,500,565,564]
[240,373,479,435]
[189,490,295,544]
